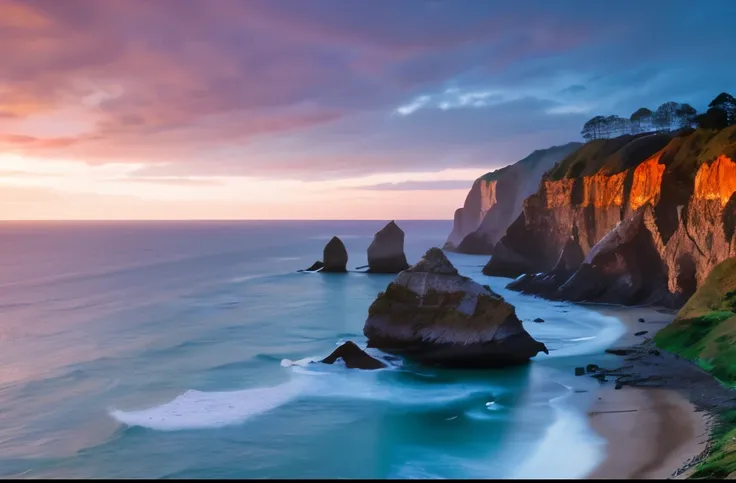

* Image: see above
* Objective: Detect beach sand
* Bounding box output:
[583,305,721,479]
[586,386,710,479]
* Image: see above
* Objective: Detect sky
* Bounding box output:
[1,0,736,220]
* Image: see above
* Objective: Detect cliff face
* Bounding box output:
[446,178,498,247]
[445,142,582,253]
[485,126,736,307]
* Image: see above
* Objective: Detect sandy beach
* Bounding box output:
[583,305,723,479]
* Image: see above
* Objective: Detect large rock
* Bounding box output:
[456,231,494,255]
[555,207,669,305]
[323,236,348,272]
[363,247,548,368]
[507,236,584,298]
[320,341,387,370]
[367,221,410,274]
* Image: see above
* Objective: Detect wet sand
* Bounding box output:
[583,305,728,479]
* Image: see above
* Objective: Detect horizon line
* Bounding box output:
[0,218,454,223]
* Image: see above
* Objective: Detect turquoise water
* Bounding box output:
[0,221,626,478]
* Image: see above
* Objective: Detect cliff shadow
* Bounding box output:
[675,252,698,302]
[722,192,736,242]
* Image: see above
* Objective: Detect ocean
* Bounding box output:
[0,220,627,478]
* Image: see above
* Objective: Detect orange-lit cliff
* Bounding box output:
[484,126,736,307]
[445,143,582,254]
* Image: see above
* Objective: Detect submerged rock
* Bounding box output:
[323,236,348,273]
[299,260,324,272]
[320,341,387,370]
[367,221,410,274]
[363,247,548,368]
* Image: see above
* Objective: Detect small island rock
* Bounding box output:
[363,247,548,368]
[323,236,348,273]
[367,221,410,274]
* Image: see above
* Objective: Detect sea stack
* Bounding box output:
[367,221,410,274]
[322,236,348,272]
[363,247,548,368]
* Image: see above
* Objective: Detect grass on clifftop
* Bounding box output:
[547,125,736,182]
[655,258,736,386]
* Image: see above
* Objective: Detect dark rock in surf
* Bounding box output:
[363,247,548,368]
[320,341,387,370]
[299,260,324,272]
[323,236,348,273]
[367,221,410,274]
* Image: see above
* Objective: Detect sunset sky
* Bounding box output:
[2,0,736,220]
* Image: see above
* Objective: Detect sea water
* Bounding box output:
[0,221,626,478]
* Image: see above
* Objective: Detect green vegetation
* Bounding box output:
[547,133,670,180]
[654,258,736,479]
[691,410,736,479]
[655,258,736,386]
[547,125,736,182]
[580,92,736,141]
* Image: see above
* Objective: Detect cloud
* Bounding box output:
[357,180,474,191]
[0,0,734,183]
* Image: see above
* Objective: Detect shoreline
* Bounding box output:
[582,305,725,479]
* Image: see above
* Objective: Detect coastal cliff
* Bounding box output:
[485,126,736,307]
[445,142,582,253]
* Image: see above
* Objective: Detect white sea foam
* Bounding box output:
[110,379,311,431]
[111,361,493,431]
[511,393,605,479]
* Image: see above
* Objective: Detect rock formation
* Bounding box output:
[367,221,410,273]
[363,247,548,368]
[445,142,582,253]
[320,341,387,370]
[323,236,348,272]
[300,236,348,273]
[484,126,736,307]
[298,261,324,272]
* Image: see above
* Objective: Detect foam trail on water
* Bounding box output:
[112,360,495,431]
[110,378,310,431]
[511,393,605,478]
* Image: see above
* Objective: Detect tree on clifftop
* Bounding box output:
[675,103,697,129]
[630,107,653,133]
[653,101,679,132]
[708,92,736,125]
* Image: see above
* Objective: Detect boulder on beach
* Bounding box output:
[320,341,387,370]
[367,221,410,274]
[363,247,548,368]
[322,236,348,273]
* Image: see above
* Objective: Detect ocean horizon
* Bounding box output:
[0,220,626,478]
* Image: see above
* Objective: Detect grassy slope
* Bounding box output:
[655,257,736,385]
[546,125,736,182]
[654,257,736,479]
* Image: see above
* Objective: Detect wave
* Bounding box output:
[510,392,605,479]
[111,359,494,432]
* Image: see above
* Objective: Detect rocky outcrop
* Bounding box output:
[507,236,585,299]
[323,236,348,272]
[367,221,410,273]
[445,142,582,253]
[301,237,348,273]
[320,341,387,370]
[363,247,548,368]
[298,261,324,272]
[484,127,736,307]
